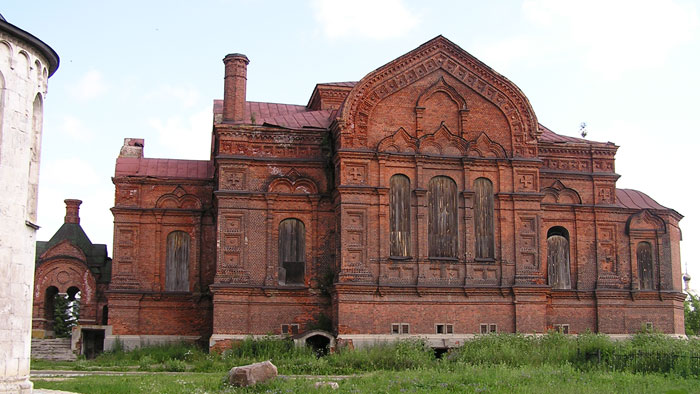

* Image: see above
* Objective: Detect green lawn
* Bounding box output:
[33,364,699,393]
[31,332,700,393]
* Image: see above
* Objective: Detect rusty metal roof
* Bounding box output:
[538,124,615,147]
[616,188,668,210]
[214,100,334,129]
[115,157,213,179]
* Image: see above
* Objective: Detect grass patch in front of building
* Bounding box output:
[33,363,700,393]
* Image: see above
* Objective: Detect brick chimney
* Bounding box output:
[64,199,82,224]
[119,138,144,158]
[222,53,249,122]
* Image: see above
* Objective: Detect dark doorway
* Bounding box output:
[44,286,59,335]
[101,305,109,325]
[82,329,105,359]
[434,347,449,359]
[305,334,330,357]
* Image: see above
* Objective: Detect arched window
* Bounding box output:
[0,71,5,153]
[428,176,458,258]
[27,94,43,222]
[279,218,305,285]
[44,286,59,332]
[547,227,571,289]
[474,178,495,259]
[390,174,411,257]
[637,242,654,290]
[165,231,190,291]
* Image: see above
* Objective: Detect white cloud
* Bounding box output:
[144,85,202,109]
[70,69,108,100]
[311,0,420,39]
[60,115,93,141]
[148,107,211,160]
[522,0,699,76]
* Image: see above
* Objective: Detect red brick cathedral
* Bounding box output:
[108,36,684,349]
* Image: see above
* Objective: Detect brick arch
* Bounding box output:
[34,258,97,306]
[626,209,666,235]
[155,186,202,209]
[466,132,507,159]
[541,180,582,205]
[417,123,468,157]
[268,174,318,194]
[338,35,538,155]
[33,257,99,329]
[377,127,417,154]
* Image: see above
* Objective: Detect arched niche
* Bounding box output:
[541,180,582,205]
[417,123,468,157]
[547,226,571,289]
[155,186,202,209]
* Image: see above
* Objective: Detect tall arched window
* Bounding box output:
[547,227,571,289]
[27,94,43,222]
[637,242,654,290]
[474,178,495,259]
[165,231,190,291]
[428,176,458,258]
[279,218,305,285]
[390,174,411,257]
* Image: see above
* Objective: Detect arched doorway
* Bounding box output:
[294,330,335,357]
[44,286,59,336]
[306,334,331,357]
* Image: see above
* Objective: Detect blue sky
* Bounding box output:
[3,0,699,288]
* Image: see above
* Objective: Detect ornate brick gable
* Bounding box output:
[338,35,538,157]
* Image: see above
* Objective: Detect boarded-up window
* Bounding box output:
[428,176,458,258]
[547,227,571,289]
[390,174,411,257]
[638,242,654,290]
[165,231,190,291]
[279,218,305,285]
[474,178,495,259]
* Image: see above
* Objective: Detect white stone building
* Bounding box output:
[0,14,58,393]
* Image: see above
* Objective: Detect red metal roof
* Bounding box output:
[538,124,614,147]
[115,157,213,179]
[616,188,668,210]
[213,100,334,129]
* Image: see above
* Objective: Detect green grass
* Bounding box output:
[30,332,700,392]
[33,364,700,393]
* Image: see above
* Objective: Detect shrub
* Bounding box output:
[163,358,187,372]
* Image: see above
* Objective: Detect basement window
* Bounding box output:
[391,323,410,334]
[436,324,454,334]
[553,324,570,334]
[480,323,497,334]
[281,324,299,335]
[645,322,653,331]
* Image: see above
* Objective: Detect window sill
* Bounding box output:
[428,257,459,262]
[389,256,412,261]
[474,258,496,263]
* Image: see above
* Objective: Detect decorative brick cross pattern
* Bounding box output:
[519,174,534,190]
[347,166,365,183]
[225,171,244,190]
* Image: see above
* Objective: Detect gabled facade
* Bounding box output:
[110,36,684,350]
[33,199,112,339]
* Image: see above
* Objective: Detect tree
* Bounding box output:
[684,293,700,336]
[53,293,80,338]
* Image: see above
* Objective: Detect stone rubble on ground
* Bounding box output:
[314,381,339,389]
[228,360,278,387]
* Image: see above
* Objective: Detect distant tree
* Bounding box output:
[53,293,80,338]
[685,293,700,336]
